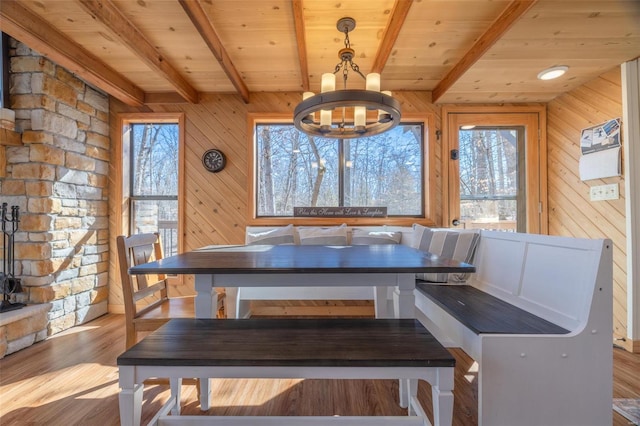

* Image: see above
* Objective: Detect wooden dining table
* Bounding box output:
[130,243,475,320]
[129,243,475,411]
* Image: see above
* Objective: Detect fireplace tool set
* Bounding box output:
[1,203,25,313]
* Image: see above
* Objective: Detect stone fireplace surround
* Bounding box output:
[0,39,109,358]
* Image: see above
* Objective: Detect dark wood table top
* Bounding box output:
[129,244,475,275]
[117,318,456,368]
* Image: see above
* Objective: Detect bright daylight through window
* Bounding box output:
[255,123,424,217]
[129,122,179,255]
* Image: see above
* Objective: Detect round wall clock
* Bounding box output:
[202,149,226,173]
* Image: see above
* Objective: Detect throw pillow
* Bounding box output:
[413,223,480,283]
[246,224,296,245]
[298,224,348,245]
[351,229,402,245]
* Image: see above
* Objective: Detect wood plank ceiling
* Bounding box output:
[1,0,639,105]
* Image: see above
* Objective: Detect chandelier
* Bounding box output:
[293,17,401,139]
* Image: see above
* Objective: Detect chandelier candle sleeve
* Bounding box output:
[354,106,366,131]
[321,73,336,92]
[366,73,381,92]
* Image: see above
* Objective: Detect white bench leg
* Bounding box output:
[432,368,455,426]
[119,383,143,426]
[224,287,251,318]
[406,379,418,415]
[199,377,211,411]
[225,287,238,318]
[169,378,182,415]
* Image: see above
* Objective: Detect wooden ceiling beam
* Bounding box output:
[371,0,413,74]
[431,0,537,103]
[178,0,250,104]
[78,0,199,104]
[0,1,145,106]
[292,0,310,92]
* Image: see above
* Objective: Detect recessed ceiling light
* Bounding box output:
[460,125,476,130]
[537,66,569,80]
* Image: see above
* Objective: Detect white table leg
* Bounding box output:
[195,274,215,318]
[432,368,455,426]
[394,273,416,319]
[373,286,390,319]
[119,383,143,426]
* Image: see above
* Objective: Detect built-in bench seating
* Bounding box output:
[416,283,569,335]
[415,230,613,426]
[236,225,613,425]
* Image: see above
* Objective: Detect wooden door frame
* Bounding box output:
[442,105,547,234]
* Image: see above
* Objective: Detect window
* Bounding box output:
[458,127,525,232]
[121,116,183,256]
[254,122,424,218]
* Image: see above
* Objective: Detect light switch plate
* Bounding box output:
[590,183,619,201]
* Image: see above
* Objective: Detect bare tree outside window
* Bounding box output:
[256,124,424,217]
[130,123,179,255]
[458,127,523,232]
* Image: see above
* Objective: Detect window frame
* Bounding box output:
[115,113,185,255]
[247,112,437,226]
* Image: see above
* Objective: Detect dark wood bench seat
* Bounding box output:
[416,283,569,335]
[117,318,457,426]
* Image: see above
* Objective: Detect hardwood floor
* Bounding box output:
[0,313,638,425]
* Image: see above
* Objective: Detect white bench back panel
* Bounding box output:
[519,242,591,328]
[473,236,525,296]
[472,231,604,332]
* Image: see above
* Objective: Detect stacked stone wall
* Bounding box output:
[0,39,109,357]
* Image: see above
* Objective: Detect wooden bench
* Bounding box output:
[414,231,613,426]
[118,318,456,426]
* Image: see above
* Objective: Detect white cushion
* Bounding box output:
[298,224,348,245]
[246,224,295,245]
[413,224,480,283]
[351,229,401,245]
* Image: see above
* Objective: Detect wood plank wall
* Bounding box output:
[108,91,440,310]
[546,67,629,346]
[107,74,631,346]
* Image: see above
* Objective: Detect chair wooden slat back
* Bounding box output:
[116,232,170,347]
[116,233,201,402]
